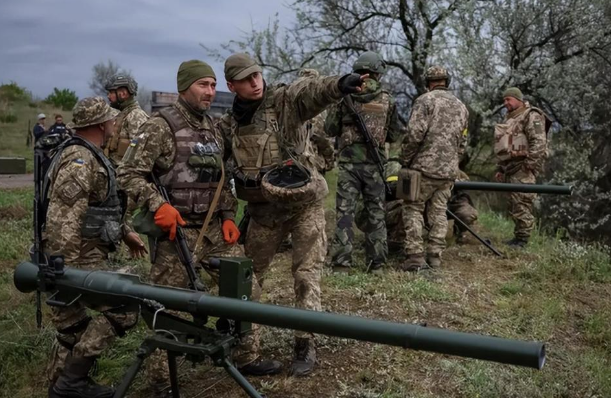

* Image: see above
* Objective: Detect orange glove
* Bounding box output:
[222,219,240,244]
[154,203,186,241]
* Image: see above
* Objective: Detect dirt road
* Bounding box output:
[0,174,33,189]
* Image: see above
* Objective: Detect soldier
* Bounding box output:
[105,74,149,165]
[449,170,479,244]
[494,87,549,248]
[219,52,366,376]
[117,60,281,396]
[400,66,469,270]
[325,51,405,273]
[45,97,147,398]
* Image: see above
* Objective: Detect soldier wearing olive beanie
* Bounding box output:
[177,59,216,92]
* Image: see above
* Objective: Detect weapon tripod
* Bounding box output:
[114,304,263,398]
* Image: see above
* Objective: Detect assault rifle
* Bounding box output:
[150,173,208,292]
[14,257,545,398]
[343,95,392,196]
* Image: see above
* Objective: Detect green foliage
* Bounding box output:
[0,82,31,102]
[0,111,18,123]
[44,87,78,111]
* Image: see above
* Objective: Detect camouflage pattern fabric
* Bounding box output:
[331,162,387,267]
[448,191,478,235]
[356,198,405,256]
[220,75,343,342]
[44,142,136,382]
[308,112,335,173]
[244,201,325,339]
[497,103,547,240]
[146,218,258,383]
[497,103,548,175]
[505,168,537,240]
[401,87,468,179]
[403,176,453,255]
[118,99,236,221]
[106,98,149,164]
[325,84,404,267]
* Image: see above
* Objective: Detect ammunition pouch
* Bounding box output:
[117,138,131,158]
[167,183,220,215]
[397,169,422,202]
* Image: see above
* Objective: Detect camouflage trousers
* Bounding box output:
[357,199,406,255]
[403,176,453,255]
[505,168,537,240]
[47,246,138,382]
[246,200,325,339]
[448,192,478,236]
[146,216,257,385]
[331,162,387,267]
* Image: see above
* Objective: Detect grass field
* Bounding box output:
[1,178,610,398]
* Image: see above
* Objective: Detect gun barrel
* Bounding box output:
[454,181,572,195]
[14,261,545,370]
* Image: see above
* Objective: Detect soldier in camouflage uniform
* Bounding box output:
[449,170,479,243]
[45,97,147,398]
[219,53,366,376]
[105,74,149,165]
[117,60,281,396]
[494,87,549,248]
[325,51,405,273]
[400,66,469,270]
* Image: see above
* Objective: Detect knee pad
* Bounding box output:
[56,316,92,350]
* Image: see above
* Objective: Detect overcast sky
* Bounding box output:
[0,0,293,99]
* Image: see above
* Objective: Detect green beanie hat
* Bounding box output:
[502,87,523,102]
[177,60,216,92]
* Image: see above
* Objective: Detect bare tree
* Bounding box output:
[89,59,132,96]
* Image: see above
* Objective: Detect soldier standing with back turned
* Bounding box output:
[219,52,366,376]
[494,87,549,248]
[400,66,468,271]
[325,51,405,274]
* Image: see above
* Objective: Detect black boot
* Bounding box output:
[289,338,316,377]
[49,355,114,398]
[505,238,527,249]
[239,358,283,376]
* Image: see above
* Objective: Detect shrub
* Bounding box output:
[45,87,78,111]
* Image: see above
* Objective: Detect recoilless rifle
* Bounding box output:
[15,257,545,398]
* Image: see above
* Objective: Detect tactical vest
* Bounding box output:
[338,91,391,151]
[230,90,282,202]
[106,102,141,161]
[44,136,125,247]
[494,105,548,162]
[157,106,222,219]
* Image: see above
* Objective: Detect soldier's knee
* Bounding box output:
[56,315,92,350]
[102,309,139,337]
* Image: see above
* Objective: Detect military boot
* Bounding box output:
[239,358,283,376]
[400,253,428,272]
[150,382,175,398]
[289,337,316,377]
[426,253,442,268]
[49,355,114,398]
[505,238,527,249]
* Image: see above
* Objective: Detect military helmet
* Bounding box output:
[352,51,387,74]
[261,161,329,205]
[106,74,138,95]
[425,65,451,86]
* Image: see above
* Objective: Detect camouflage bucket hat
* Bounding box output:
[224,53,262,81]
[70,97,119,129]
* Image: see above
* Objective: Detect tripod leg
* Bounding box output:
[114,342,156,398]
[446,209,504,257]
[168,352,180,398]
[222,358,263,398]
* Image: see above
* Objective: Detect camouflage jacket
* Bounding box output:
[106,98,149,164]
[44,144,114,266]
[497,103,548,175]
[325,89,404,164]
[308,111,335,173]
[219,76,344,173]
[401,87,469,180]
[117,99,237,222]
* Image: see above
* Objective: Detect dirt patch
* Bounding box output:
[0,204,28,220]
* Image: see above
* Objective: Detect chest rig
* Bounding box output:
[157,106,222,219]
[230,90,282,202]
[495,105,547,162]
[338,91,391,151]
